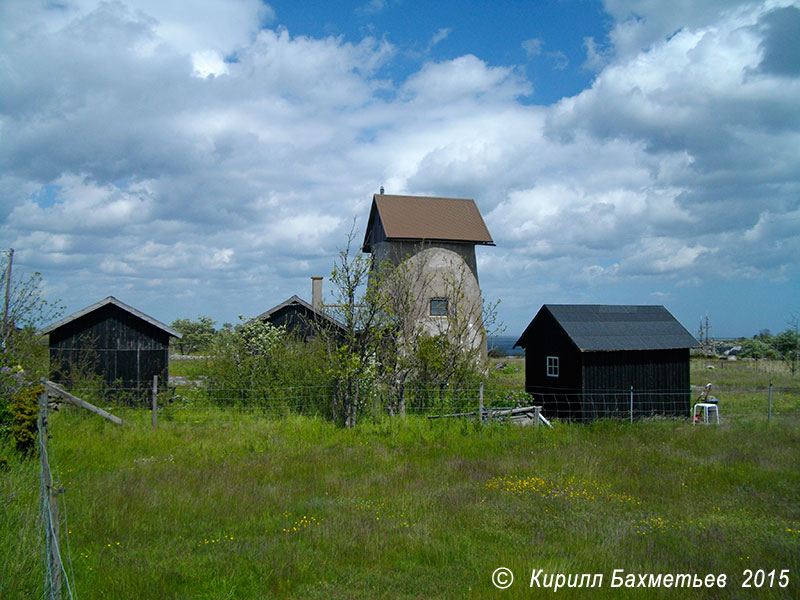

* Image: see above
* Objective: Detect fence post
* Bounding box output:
[152,375,158,429]
[478,381,484,424]
[534,405,541,427]
[630,385,634,423]
[768,379,773,422]
[38,386,62,600]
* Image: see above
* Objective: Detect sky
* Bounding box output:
[1,0,799,339]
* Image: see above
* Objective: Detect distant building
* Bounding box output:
[361,193,494,355]
[254,277,345,340]
[514,305,698,421]
[39,296,181,399]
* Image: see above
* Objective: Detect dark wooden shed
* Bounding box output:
[514,305,698,421]
[39,296,181,398]
[254,294,345,341]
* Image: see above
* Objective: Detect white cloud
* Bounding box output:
[430,28,451,47]
[522,38,543,58]
[621,237,709,275]
[8,175,155,233]
[402,54,530,104]
[547,50,568,70]
[583,36,612,71]
[191,50,229,78]
[0,0,797,335]
[600,0,755,59]
[356,0,391,17]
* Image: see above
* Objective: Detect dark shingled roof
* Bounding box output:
[362,194,494,252]
[515,305,698,351]
[253,295,345,330]
[38,296,181,338]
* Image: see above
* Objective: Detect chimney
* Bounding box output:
[311,276,323,311]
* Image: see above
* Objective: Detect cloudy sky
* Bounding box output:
[2,0,798,338]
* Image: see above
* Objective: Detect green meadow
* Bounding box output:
[1,359,799,599]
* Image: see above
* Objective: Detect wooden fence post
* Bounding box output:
[38,386,62,600]
[768,379,773,422]
[152,375,158,429]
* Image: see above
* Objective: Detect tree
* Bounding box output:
[205,317,287,399]
[170,316,216,355]
[773,313,799,376]
[372,252,432,417]
[1,250,62,450]
[1,249,62,374]
[317,228,503,425]
[203,315,332,413]
[739,337,771,359]
[315,226,390,427]
[401,251,502,408]
[368,243,503,416]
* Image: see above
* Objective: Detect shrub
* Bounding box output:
[9,384,42,454]
[0,365,26,438]
[204,318,333,413]
[502,389,535,407]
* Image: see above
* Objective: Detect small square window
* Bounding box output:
[430,297,448,316]
[546,356,559,377]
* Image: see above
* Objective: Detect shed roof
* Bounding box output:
[254,295,345,330]
[515,304,698,351]
[362,194,494,252]
[38,296,182,338]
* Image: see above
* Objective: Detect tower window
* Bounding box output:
[430,298,448,316]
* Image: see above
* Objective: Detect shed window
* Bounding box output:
[430,297,448,316]
[546,356,559,377]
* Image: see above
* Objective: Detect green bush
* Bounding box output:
[9,384,41,454]
[203,319,333,413]
[0,365,26,439]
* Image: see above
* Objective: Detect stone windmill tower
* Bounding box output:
[361,192,494,356]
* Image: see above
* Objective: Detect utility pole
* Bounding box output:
[2,248,13,352]
[698,313,712,355]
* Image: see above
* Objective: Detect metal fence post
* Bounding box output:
[478,381,484,424]
[630,385,634,423]
[152,375,158,429]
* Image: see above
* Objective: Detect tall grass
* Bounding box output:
[0,445,41,599]
[3,405,798,599]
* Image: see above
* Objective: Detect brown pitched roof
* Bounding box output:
[362,194,494,252]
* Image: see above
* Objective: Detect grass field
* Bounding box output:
[1,359,799,599]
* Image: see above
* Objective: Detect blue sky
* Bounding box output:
[268,0,611,104]
[1,0,798,339]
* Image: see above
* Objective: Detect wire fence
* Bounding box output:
[38,389,77,600]
[55,379,799,425]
